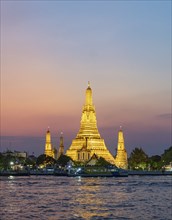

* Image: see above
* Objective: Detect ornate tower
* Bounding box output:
[57,132,64,159]
[114,127,128,169]
[44,128,54,158]
[66,82,115,164]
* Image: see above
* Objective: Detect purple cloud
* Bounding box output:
[156,113,172,120]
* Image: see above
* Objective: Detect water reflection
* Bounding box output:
[74,178,106,219]
[69,177,134,219]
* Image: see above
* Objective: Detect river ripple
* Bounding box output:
[0,175,171,220]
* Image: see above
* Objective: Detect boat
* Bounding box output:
[30,168,54,175]
[67,166,128,177]
[113,168,128,177]
[54,168,68,176]
[0,170,30,176]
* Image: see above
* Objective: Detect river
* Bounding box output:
[0,175,171,219]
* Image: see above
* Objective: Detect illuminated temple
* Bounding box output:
[66,82,117,165]
[114,127,128,169]
[44,82,128,168]
[44,128,55,158]
[57,132,64,159]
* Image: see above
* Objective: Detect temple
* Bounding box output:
[44,128,55,158]
[57,132,64,159]
[66,82,116,164]
[114,127,128,169]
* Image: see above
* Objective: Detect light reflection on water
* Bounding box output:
[0,176,171,220]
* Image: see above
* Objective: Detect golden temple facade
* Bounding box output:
[66,82,116,165]
[114,127,128,169]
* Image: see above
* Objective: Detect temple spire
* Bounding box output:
[66,83,116,165]
[44,128,54,158]
[85,81,93,105]
[117,127,125,150]
[58,132,64,159]
[114,127,128,169]
[46,128,51,143]
[60,132,64,147]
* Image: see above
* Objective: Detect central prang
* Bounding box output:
[66,82,116,164]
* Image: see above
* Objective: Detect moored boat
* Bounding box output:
[67,166,128,177]
[54,168,68,176]
[0,170,30,176]
[113,168,128,177]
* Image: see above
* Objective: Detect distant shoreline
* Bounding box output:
[0,170,172,176]
[128,170,172,175]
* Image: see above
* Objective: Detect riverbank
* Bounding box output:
[0,170,172,176]
[128,170,172,175]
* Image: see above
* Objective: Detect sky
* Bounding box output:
[1,1,171,157]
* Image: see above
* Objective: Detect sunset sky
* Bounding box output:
[1,1,171,156]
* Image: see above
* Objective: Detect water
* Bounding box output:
[0,175,171,220]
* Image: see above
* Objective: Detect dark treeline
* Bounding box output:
[128,146,172,170]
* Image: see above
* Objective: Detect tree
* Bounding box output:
[161,146,172,166]
[96,157,113,167]
[25,156,37,169]
[0,153,15,170]
[128,147,148,170]
[148,155,161,170]
[57,155,72,167]
[36,154,56,167]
